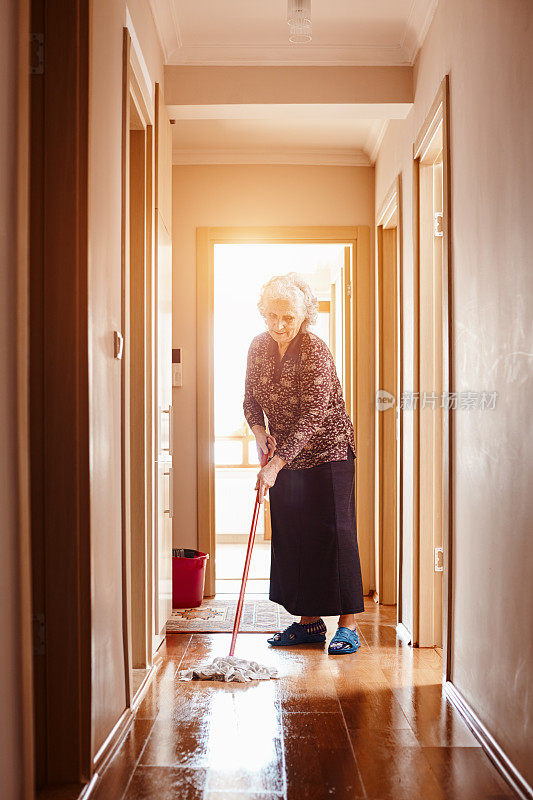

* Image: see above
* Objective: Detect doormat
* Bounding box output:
[166,597,296,633]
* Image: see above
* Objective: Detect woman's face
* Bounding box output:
[264,298,305,346]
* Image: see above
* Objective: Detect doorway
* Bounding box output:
[197,226,373,598]
[126,77,152,680]
[212,242,347,594]
[375,177,402,609]
[120,35,174,697]
[120,30,158,701]
[413,77,452,661]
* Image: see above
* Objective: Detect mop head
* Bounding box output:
[178,656,278,683]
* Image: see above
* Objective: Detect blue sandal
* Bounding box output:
[267,621,326,647]
[328,626,360,655]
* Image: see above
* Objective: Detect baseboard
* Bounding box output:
[132,656,163,712]
[75,708,135,800]
[92,706,134,777]
[395,621,412,645]
[77,774,99,800]
[87,657,162,795]
[445,681,532,800]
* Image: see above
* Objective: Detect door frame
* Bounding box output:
[196,226,373,597]
[29,0,92,787]
[15,0,34,796]
[153,83,174,645]
[375,176,403,610]
[412,76,453,672]
[120,28,157,701]
[126,35,156,672]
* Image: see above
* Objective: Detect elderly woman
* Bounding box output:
[243,273,364,654]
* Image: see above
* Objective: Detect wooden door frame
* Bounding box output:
[128,82,152,670]
[375,176,403,611]
[15,0,34,796]
[29,0,92,787]
[196,226,373,597]
[120,28,156,703]
[412,76,453,673]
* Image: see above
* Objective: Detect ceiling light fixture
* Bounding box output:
[287,0,312,44]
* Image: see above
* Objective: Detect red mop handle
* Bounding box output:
[229,450,269,657]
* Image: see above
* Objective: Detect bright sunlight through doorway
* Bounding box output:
[214,242,349,594]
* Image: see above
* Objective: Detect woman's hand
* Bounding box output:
[254,455,286,504]
[252,425,277,461]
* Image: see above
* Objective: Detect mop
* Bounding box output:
[178,451,279,682]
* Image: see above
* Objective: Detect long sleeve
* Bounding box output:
[275,341,332,464]
[243,341,266,430]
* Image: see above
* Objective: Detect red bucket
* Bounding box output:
[172,549,209,608]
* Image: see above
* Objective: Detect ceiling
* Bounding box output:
[171,116,389,166]
[149,1,437,166]
[149,0,438,66]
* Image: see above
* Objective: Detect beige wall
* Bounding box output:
[88,0,164,755]
[171,164,374,576]
[375,0,533,786]
[164,65,413,105]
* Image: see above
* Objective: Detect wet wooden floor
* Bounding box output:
[92,600,517,799]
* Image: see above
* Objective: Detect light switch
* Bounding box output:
[172,348,182,386]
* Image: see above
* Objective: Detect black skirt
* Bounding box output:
[268,448,364,617]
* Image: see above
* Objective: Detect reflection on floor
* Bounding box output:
[216,540,270,594]
[91,598,518,800]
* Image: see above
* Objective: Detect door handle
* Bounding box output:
[114,330,124,360]
[161,405,173,454]
[164,467,173,518]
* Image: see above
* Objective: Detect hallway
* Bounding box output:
[2,1,533,798]
[91,600,515,800]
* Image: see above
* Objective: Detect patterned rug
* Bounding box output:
[166,597,296,633]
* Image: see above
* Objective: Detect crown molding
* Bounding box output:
[163,43,412,67]
[172,148,372,167]
[401,0,438,63]
[148,0,182,64]
[126,9,154,105]
[149,1,438,67]
[367,120,389,165]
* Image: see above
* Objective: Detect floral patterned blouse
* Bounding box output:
[243,330,356,470]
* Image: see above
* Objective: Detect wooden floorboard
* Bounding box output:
[90,599,518,800]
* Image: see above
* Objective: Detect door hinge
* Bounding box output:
[433,211,444,238]
[346,283,352,298]
[434,546,444,572]
[33,613,46,655]
[31,33,44,75]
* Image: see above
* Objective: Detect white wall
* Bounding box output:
[172,164,374,558]
[376,0,533,786]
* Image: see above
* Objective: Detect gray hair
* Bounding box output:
[258,272,318,332]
